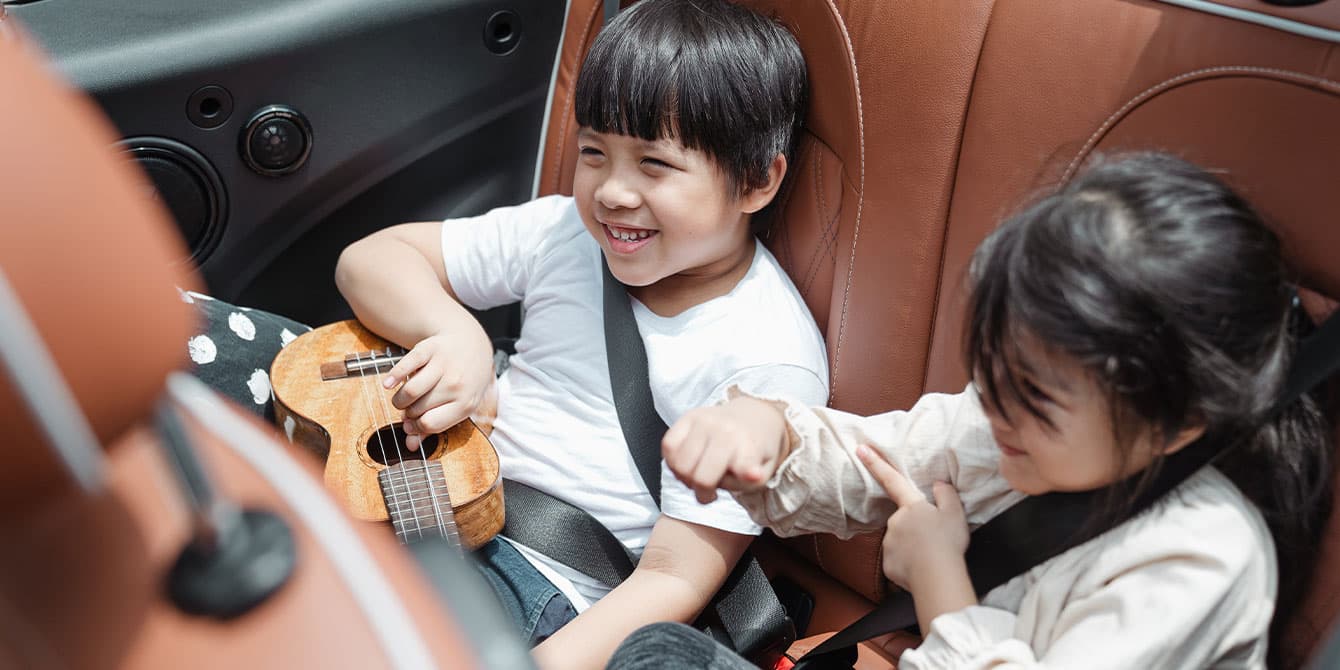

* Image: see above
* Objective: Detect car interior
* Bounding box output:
[2,0,1339,668]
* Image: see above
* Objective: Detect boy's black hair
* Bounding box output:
[573,0,807,199]
[965,152,1333,669]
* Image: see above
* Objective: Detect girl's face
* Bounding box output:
[978,338,1195,496]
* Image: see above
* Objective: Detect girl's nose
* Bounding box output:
[595,172,641,210]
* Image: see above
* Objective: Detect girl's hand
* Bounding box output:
[857,445,969,591]
[381,331,495,451]
[662,397,789,504]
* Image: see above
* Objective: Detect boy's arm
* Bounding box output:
[530,517,752,670]
[334,221,495,435]
[334,221,490,352]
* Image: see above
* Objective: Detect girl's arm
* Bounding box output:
[899,475,1273,669]
[530,517,752,670]
[729,387,1021,538]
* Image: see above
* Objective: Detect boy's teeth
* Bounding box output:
[612,227,651,242]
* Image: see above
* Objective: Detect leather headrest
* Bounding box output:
[1072,69,1340,301]
[0,25,198,515]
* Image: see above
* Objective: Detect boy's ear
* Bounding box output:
[740,154,788,214]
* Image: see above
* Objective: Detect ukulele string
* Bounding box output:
[353,351,421,541]
[372,346,449,541]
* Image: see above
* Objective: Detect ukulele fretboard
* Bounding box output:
[377,460,460,547]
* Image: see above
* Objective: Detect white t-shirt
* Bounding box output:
[440,195,829,609]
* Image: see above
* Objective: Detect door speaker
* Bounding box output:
[120,137,226,264]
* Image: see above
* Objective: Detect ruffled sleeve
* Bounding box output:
[729,385,1021,538]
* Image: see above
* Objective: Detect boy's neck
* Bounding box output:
[627,238,757,317]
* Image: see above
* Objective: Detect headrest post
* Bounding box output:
[0,268,105,493]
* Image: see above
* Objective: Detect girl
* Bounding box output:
[625,153,1334,669]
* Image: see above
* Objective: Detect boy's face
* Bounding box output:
[573,128,760,299]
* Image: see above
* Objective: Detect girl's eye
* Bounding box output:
[579,147,604,158]
[1022,379,1054,405]
[641,157,671,169]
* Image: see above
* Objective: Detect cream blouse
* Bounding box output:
[731,386,1277,669]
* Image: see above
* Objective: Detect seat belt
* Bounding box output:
[499,258,795,666]
[598,258,795,664]
[793,306,1340,669]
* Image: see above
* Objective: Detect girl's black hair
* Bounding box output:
[966,152,1333,669]
[572,0,807,201]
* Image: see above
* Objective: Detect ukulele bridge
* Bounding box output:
[319,346,408,380]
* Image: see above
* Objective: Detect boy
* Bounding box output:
[334,1,826,668]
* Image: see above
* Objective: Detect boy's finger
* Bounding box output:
[383,348,427,388]
[414,401,467,435]
[857,444,924,507]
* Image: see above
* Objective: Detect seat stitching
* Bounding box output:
[825,0,866,412]
[1062,66,1340,184]
[548,0,603,195]
[800,149,835,295]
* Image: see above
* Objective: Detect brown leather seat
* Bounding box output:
[0,21,493,669]
[540,0,1340,666]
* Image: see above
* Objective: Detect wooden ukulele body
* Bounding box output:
[270,320,503,549]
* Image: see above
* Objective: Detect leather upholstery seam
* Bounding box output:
[826,0,866,412]
[800,148,837,296]
[1062,66,1340,184]
[549,0,603,195]
[922,0,998,396]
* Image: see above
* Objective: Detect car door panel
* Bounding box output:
[11,0,565,325]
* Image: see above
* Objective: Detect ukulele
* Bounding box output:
[270,320,503,549]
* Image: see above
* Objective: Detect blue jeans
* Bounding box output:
[607,622,756,670]
[473,537,578,646]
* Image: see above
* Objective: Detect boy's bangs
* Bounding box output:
[572,0,807,197]
[575,40,684,147]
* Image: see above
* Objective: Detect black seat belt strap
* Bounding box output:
[501,479,635,589]
[600,259,794,664]
[796,307,1340,668]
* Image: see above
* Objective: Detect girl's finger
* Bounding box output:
[691,437,733,504]
[665,427,707,483]
[857,444,924,507]
[662,417,691,455]
[932,481,965,521]
[729,447,767,485]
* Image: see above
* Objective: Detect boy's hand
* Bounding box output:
[857,445,969,592]
[662,396,789,504]
[381,331,494,451]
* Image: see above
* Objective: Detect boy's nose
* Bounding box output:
[595,173,641,210]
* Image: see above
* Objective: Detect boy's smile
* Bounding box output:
[600,221,657,254]
[572,128,784,316]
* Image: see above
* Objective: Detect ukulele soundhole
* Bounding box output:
[365,424,442,465]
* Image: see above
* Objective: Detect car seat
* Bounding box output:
[536,1,1340,666]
